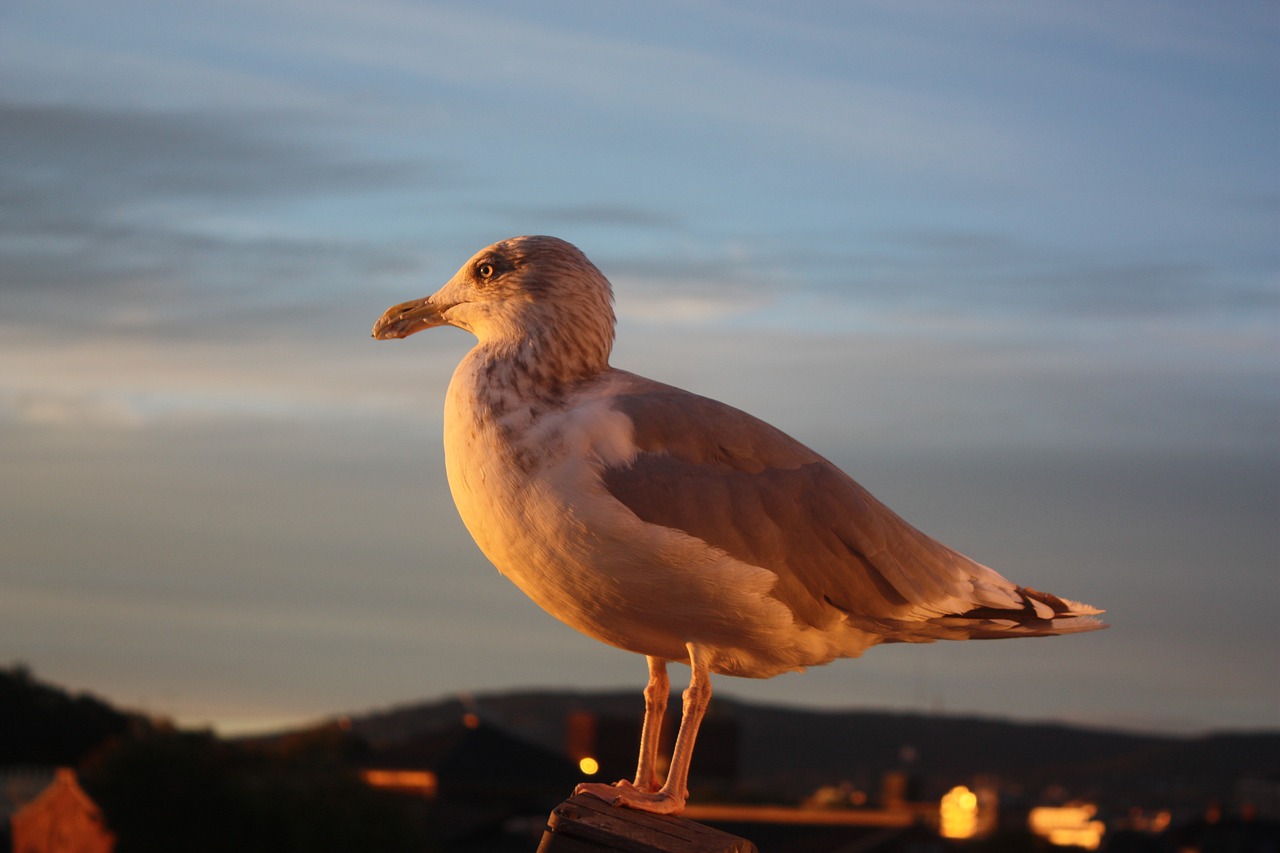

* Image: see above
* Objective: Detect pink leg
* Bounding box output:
[633,656,669,791]
[576,643,710,815]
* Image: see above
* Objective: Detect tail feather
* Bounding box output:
[846,586,1107,644]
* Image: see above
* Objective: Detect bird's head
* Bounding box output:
[373,236,616,376]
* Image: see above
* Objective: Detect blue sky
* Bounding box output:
[1,0,1276,735]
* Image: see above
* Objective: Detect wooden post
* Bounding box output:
[536,793,759,853]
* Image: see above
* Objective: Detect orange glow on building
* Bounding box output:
[8,768,115,853]
[359,769,438,798]
[1029,804,1106,849]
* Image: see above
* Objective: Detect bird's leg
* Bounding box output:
[652,643,710,811]
[575,655,668,801]
[577,643,711,815]
[633,655,669,791]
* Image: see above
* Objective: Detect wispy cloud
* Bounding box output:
[0,97,440,359]
[0,100,426,237]
[479,204,683,231]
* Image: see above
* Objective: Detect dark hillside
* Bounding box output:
[0,664,143,765]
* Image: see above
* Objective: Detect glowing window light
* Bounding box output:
[1029,804,1105,850]
[578,757,600,775]
[940,785,980,839]
[359,769,438,798]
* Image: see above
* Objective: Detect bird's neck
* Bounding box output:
[452,336,607,433]
[481,319,610,391]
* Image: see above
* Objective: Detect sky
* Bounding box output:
[1,0,1276,737]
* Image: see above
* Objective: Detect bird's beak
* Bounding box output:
[372,295,452,340]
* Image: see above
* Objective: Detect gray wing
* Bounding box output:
[600,375,1099,639]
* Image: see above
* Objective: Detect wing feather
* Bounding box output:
[600,375,1103,638]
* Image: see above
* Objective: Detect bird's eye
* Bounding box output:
[476,262,495,279]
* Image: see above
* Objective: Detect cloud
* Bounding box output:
[479,204,683,231]
[78,0,1020,179]
[0,102,419,219]
[804,228,1274,327]
[599,225,1276,341]
[0,390,147,429]
[0,98,442,351]
[0,102,433,265]
[843,0,1279,67]
[617,292,762,325]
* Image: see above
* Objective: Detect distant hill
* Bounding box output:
[5,666,1276,818]
[345,688,1280,810]
[0,667,433,850]
[0,664,146,766]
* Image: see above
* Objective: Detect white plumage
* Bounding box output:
[374,235,1105,814]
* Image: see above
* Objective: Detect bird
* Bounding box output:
[372,235,1105,815]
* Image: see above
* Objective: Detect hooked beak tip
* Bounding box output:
[372,297,448,341]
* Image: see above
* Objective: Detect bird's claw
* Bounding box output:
[574,781,686,815]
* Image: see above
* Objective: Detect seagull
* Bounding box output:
[373,235,1105,815]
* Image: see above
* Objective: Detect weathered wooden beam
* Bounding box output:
[536,793,759,853]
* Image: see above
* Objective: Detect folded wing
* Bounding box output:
[600,376,1104,643]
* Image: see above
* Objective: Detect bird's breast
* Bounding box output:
[435,357,849,674]
[439,360,652,642]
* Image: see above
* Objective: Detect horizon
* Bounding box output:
[331,683,1280,741]
[20,664,1276,742]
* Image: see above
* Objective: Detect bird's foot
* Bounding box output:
[578,778,656,794]
[575,780,687,815]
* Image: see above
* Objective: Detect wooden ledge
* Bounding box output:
[536,793,759,853]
